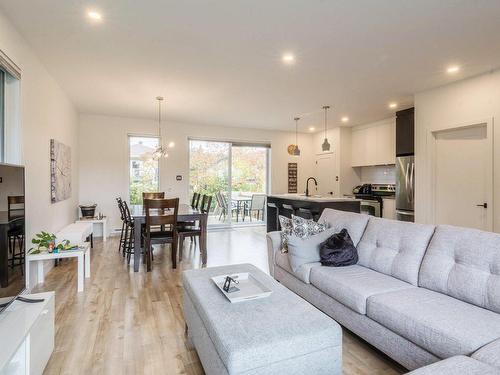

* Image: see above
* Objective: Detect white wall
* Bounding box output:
[415,69,500,232]
[0,10,79,287]
[79,114,315,231]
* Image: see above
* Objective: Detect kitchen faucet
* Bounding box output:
[305,177,318,197]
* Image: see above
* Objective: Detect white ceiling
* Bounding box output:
[1,0,500,131]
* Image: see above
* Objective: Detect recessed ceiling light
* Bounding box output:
[341,116,349,123]
[282,54,295,64]
[87,10,102,21]
[447,65,460,74]
[168,141,175,148]
[309,127,315,131]
[389,102,398,109]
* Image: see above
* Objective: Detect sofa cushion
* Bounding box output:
[406,356,500,375]
[472,338,500,370]
[367,288,500,358]
[318,209,369,246]
[356,217,435,285]
[419,225,500,313]
[309,265,415,314]
[275,250,320,284]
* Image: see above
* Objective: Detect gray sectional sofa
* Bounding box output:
[266,209,500,374]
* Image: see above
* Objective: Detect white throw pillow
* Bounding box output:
[287,229,336,272]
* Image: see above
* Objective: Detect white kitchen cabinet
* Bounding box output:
[376,121,396,165]
[351,129,366,167]
[351,119,396,167]
[382,198,396,220]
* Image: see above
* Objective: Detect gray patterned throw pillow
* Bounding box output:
[292,215,328,239]
[279,215,294,253]
[279,215,328,253]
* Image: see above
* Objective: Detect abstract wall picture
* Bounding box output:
[50,139,71,203]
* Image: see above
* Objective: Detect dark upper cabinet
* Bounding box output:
[396,107,414,156]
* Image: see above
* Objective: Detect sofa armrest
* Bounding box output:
[472,338,500,370]
[266,231,282,278]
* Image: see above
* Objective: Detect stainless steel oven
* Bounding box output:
[360,199,381,217]
[353,184,395,218]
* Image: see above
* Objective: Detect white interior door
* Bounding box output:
[433,124,492,230]
[315,152,337,197]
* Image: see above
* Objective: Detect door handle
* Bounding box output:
[476,203,488,208]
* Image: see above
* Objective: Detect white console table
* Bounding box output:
[26,244,90,293]
[0,292,55,375]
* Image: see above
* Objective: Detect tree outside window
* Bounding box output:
[129,136,159,204]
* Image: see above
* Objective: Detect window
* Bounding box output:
[189,139,270,227]
[129,136,160,204]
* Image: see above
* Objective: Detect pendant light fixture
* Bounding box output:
[152,96,169,160]
[293,117,301,156]
[321,105,331,152]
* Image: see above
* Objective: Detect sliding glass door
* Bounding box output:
[189,139,269,227]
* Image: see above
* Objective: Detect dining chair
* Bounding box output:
[247,194,267,221]
[191,192,199,208]
[142,192,165,200]
[194,193,201,209]
[116,197,127,254]
[181,192,200,229]
[8,196,25,274]
[143,198,179,270]
[122,201,136,263]
[178,195,211,260]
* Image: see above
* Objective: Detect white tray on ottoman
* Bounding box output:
[211,272,272,303]
[182,263,342,375]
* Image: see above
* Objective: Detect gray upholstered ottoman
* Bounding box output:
[182,263,342,375]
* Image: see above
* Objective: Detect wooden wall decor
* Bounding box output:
[288,163,298,193]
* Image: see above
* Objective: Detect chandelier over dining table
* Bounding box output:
[152,96,174,160]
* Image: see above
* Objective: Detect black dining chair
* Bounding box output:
[191,192,199,208]
[180,192,200,230]
[116,197,127,254]
[8,196,25,274]
[194,193,201,210]
[143,198,179,270]
[122,201,136,264]
[178,195,212,261]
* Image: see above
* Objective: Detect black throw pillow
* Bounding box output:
[319,228,358,267]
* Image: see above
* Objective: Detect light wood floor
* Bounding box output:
[35,226,405,375]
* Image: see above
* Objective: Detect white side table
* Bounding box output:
[75,217,108,241]
[26,243,91,293]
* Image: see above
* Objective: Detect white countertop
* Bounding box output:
[268,194,360,203]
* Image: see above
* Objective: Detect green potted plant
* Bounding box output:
[31,231,56,253]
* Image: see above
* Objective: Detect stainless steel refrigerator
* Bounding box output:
[396,155,414,222]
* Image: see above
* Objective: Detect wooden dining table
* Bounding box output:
[130,203,208,272]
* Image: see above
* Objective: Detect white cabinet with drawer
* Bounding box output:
[382,198,396,220]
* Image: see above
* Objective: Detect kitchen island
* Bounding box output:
[266,194,361,232]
